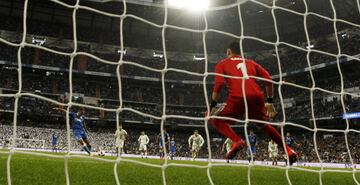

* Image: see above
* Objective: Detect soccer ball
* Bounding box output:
[98,150,105,156]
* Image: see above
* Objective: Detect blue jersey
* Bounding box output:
[52,134,58,145]
[248,134,257,147]
[285,136,295,147]
[158,132,170,147]
[69,112,85,132]
[170,140,176,151]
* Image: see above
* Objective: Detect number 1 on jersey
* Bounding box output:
[236,62,249,79]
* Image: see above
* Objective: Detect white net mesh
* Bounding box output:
[0,0,360,184]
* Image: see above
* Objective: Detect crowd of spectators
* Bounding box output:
[1,29,360,81]
[259,34,360,75]
[0,59,359,125]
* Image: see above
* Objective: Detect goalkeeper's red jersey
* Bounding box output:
[213,56,272,98]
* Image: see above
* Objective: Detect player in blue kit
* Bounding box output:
[169,136,176,160]
[284,132,300,165]
[285,132,301,154]
[247,130,257,162]
[54,107,92,155]
[285,132,300,148]
[158,128,170,159]
[52,133,58,152]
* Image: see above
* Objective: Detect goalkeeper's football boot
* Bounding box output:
[225,140,245,159]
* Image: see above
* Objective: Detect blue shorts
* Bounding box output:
[159,143,165,148]
[247,146,256,154]
[170,148,176,154]
[73,130,87,141]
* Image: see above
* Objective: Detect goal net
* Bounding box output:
[0,0,360,184]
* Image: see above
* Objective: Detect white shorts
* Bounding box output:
[116,140,124,148]
[269,152,278,158]
[139,143,147,151]
[192,145,201,152]
[226,146,231,153]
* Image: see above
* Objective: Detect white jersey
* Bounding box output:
[268,141,278,158]
[268,141,278,152]
[188,134,204,147]
[138,135,149,145]
[224,138,233,152]
[268,141,278,153]
[115,129,127,142]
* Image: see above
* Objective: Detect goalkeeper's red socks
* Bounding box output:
[210,119,246,159]
[260,124,296,156]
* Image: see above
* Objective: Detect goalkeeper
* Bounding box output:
[208,41,297,164]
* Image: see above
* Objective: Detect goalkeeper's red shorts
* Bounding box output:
[215,95,268,124]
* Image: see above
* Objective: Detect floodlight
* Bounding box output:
[168,0,209,11]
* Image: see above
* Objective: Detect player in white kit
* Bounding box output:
[188,130,204,161]
[114,124,127,157]
[138,131,150,158]
[268,140,278,165]
[222,138,233,163]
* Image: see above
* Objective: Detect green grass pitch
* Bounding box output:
[0,150,359,185]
